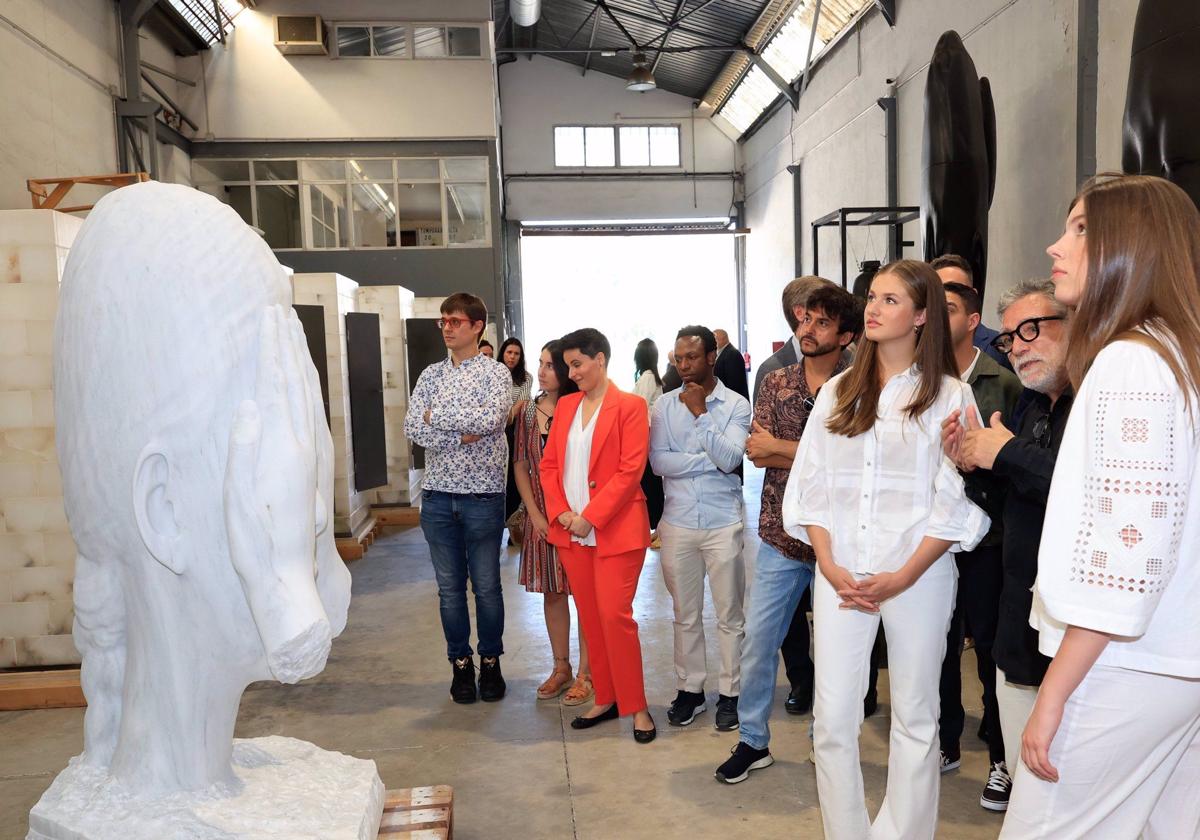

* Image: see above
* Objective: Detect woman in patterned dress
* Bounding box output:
[500,338,533,542]
[513,341,593,703]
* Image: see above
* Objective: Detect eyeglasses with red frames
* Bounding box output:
[437,317,474,330]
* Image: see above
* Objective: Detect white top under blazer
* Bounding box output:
[1032,336,1200,678]
[563,403,600,547]
[782,365,990,574]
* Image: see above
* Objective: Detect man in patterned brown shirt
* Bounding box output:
[715,283,860,783]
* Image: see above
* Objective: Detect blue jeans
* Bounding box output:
[420,489,505,660]
[737,541,814,750]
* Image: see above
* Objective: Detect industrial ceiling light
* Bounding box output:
[626,52,656,92]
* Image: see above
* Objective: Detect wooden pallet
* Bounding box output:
[336,516,381,562]
[378,786,453,838]
[371,505,420,527]
[0,668,86,711]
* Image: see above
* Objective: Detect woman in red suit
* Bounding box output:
[540,327,656,743]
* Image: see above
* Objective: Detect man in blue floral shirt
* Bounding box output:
[404,292,512,704]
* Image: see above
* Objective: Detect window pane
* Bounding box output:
[254,160,297,181]
[649,127,680,166]
[445,183,487,245]
[350,182,397,247]
[413,26,447,57]
[337,26,370,56]
[349,159,393,181]
[306,185,349,248]
[193,159,248,182]
[396,182,443,246]
[554,127,585,167]
[618,126,649,167]
[447,26,481,56]
[198,184,252,226]
[395,159,440,180]
[585,126,615,167]
[299,159,346,181]
[442,157,487,180]
[254,183,302,248]
[372,25,407,56]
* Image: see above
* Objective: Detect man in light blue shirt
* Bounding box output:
[650,325,752,733]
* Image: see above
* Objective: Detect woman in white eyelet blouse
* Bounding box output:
[782,260,989,840]
[998,176,1200,839]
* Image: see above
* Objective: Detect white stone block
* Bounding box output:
[0,209,56,248]
[0,463,37,496]
[42,532,76,568]
[0,353,53,390]
[0,600,51,637]
[0,496,69,533]
[0,427,56,462]
[0,391,33,429]
[0,283,59,321]
[29,736,384,840]
[0,321,25,354]
[15,633,80,666]
[0,532,44,569]
[0,637,14,667]
[17,245,61,285]
[48,600,74,635]
[8,565,72,602]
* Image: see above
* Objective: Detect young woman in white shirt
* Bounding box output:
[782,259,989,840]
[999,175,1200,838]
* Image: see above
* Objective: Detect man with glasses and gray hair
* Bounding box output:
[942,278,1072,788]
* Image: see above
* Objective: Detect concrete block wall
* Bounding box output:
[355,286,418,506]
[291,272,371,537]
[0,209,82,667]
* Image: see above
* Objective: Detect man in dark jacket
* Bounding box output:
[712,329,750,400]
[937,282,1022,811]
[942,278,1072,811]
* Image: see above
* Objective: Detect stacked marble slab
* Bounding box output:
[0,210,82,668]
[291,273,372,538]
[355,286,418,507]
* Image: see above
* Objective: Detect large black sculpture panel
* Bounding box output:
[921,31,996,299]
[1123,0,1200,209]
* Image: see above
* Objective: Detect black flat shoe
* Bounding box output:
[570,703,619,730]
[633,715,657,743]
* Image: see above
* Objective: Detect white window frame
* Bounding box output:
[332,21,485,59]
[552,124,683,169]
[191,156,491,252]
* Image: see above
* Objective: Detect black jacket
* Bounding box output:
[989,387,1074,686]
[714,344,750,400]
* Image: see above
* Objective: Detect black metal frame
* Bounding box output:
[810,206,919,288]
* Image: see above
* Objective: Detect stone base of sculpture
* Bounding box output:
[28,736,384,840]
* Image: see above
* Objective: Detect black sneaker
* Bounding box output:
[784,687,812,716]
[864,689,878,719]
[714,742,774,784]
[980,761,1012,811]
[450,657,476,704]
[478,656,506,702]
[667,690,706,726]
[714,695,739,731]
[940,748,961,774]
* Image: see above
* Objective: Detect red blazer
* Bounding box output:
[539,383,651,557]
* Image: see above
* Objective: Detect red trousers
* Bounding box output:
[559,544,648,715]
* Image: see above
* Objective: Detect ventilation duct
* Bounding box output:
[511,0,541,28]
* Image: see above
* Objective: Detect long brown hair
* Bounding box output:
[1066,174,1200,411]
[826,259,957,437]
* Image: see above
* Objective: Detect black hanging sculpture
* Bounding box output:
[921,31,996,299]
[1123,0,1200,209]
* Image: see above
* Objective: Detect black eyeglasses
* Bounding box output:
[1032,415,1051,448]
[990,316,1064,354]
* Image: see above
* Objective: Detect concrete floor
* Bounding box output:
[0,469,1006,839]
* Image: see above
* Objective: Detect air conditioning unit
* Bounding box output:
[274,15,326,55]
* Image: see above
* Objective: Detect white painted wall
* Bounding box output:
[177,0,498,141]
[499,55,739,221]
[738,0,1137,379]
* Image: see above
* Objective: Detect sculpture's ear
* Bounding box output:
[132,444,185,574]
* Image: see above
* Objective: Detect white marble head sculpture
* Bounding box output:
[53,182,352,796]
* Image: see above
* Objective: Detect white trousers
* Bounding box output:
[657,519,745,696]
[812,556,956,840]
[1000,663,1200,840]
[996,667,1039,774]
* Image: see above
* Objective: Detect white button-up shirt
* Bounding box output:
[563,404,600,546]
[782,366,989,574]
[1032,338,1200,678]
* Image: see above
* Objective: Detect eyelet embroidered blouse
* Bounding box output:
[1031,338,1200,677]
[781,366,990,574]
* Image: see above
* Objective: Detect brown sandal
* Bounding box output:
[561,674,595,707]
[537,665,573,700]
